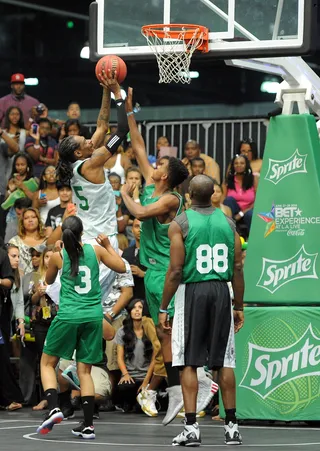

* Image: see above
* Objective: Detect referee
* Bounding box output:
[159,174,244,447]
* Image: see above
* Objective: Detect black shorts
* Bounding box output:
[172,281,235,370]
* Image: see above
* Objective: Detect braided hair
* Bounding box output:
[56,136,79,184]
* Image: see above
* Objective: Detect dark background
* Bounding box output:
[0,0,319,111]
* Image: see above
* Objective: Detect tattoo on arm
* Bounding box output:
[97,89,111,128]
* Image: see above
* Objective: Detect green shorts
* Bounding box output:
[43,317,103,364]
[144,269,175,324]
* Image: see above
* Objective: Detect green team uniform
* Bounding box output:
[172,206,236,369]
[140,184,183,323]
[43,244,103,364]
[182,208,234,283]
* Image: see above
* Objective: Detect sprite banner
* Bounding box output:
[245,114,320,304]
[232,307,320,421]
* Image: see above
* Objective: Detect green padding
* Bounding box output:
[221,307,320,421]
[244,114,320,305]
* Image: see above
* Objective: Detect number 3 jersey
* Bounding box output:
[175,207,235,284]
[58,244,103,322]
[71,160,117,240]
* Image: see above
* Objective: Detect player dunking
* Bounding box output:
[36,216,126,439]
[52,71,128,324]
[160,175,244,446]
[120,89,214,425]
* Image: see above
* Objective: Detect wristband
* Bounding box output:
[233,307,244,311]
[127,111,134,117]
[117,216,124,221]
[34,144,40,149]
[238,211,244,218]
[159,308,168,314]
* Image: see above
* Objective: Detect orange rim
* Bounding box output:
[142,24,209,53]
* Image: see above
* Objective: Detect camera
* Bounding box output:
[36,103,45,114]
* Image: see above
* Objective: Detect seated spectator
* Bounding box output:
[58,358,112,419]
[180,157,205,201]
[114,299,158,416]
[103,260,134,376]
[0,73,39,128]
[156,136,170,158]
[45,182,72,234]
[122,218,147,302]
[30,245,57,411]
[32,165,60,225]
[123,166,143,240]
[25,118,58,177]
[182,139,220,183]
[0,106,27,177]
[222,155,257,231]
[238,138,262,177]
[66,101,90,138]
[124,142,137,166]
[104,141,132,184]
[9,207,47,274]
[4,197,32,243]
[211,180,232,217]
[5,152,38,205]
[108,172,127,233]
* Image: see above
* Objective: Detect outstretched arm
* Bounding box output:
[126,88,154,184]
[121,183,179,220]
[91,87,111,149]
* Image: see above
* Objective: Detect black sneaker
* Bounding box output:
[37,408,64,435]
[224,422,242,445]
[72,422,95,439]
[62,406,75,420]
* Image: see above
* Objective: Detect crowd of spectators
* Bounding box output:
[0,72,261,415]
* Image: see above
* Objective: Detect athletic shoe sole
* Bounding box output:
[172,440,201,447]
[72,430,95,439]
[225,439,242,445]
[37,411,64,435]
[162,398,184,426]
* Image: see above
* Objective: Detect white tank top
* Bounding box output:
[39,195,60,225]
[107,153,125,184]
[71,159,117,240]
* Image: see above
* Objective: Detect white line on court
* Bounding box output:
[23,432,320,448]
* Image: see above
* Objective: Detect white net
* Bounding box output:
[142,26,205,84]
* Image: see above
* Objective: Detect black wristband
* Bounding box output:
[233,307,244,311]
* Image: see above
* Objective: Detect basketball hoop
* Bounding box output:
[141,24,209,84]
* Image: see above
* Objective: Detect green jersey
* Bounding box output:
[140,184,183,271]
[178,207,235,284]
[58,244,103,323]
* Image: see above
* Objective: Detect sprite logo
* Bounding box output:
[265,149,307,185]
[240,325,320,399]
[256,245,318,294]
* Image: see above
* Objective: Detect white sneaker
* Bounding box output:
[172,423,201,447]
[137,389,158,417]
[224,422,242,445]
[196,369,219,412]
[62,364,80,390]
[162,385,184,426]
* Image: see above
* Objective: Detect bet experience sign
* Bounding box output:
[245,115,320,305]
[234,308,320,421]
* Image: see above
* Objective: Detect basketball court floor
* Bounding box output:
[0,409,319,451]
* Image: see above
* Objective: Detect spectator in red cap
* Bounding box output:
[0,73,39,128]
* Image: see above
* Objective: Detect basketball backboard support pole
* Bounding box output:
[225,57,320,116]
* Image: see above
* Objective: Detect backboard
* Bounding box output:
[89,0,317,60]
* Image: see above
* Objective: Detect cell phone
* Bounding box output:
[39,193,47,199]
[158,146,178,158]
[32,123,39,134]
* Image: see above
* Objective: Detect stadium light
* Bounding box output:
[179,71,199,79]
[25,78,39,86]
[80,46,90,59]
[260,80,280,94]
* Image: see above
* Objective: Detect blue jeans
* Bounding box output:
[223,196,253,230]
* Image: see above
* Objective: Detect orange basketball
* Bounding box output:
[95,55,127,84]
